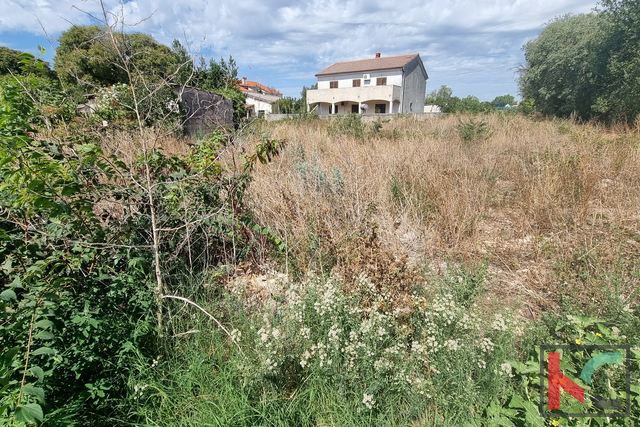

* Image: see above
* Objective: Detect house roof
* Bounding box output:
[315,53,420,76]
[237,79,282,96]
[245,92,281,104]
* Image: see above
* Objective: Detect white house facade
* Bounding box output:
[237,77,282,115]
[306,53,428,115]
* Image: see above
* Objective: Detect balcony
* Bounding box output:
[306,85,402,105]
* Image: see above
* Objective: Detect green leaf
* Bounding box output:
[508,393,526,409]
[22,384,45,402]
[31,347,55,356]
[2,347,20,365]
[34,319,54,329]
[28,366,45,382]
[34,330,54,340]
[0,289,16,302]
[523,401,544,427]
[1,256,13,274]
[14,403,43,423]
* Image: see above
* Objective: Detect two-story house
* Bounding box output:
[237,77,282,115]
[306,53,428,115]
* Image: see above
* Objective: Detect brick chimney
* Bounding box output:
[375,52,381,58]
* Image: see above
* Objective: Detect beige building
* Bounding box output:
[306,53,428,115]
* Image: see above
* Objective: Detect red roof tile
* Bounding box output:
[237,79,282,96]
[316,53,419,76]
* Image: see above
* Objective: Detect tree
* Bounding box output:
[593,0,640,122]
[519,14,608,120]
[54,25,175,88]
[425,85,453,103]
[299,83,317,112]
[519,4,640,123]
[272,97,297,114]
[0,46,55,78]
[424,86,493,113]
[424,85,460,113]
[455,95,493,113]
[491,94,516,106]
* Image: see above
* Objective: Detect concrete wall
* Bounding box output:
[400,56,427,114]
[174,86,234,135]
[265,112,441,121]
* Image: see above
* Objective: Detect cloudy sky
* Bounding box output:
[1,0,599,101]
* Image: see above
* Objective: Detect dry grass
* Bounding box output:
[239,114,640,317]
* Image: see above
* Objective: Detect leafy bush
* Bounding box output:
[328,113,366,138]
[0,74,284,424]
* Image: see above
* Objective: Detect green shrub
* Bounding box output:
[328,113,366,138]
[455,116,492,143]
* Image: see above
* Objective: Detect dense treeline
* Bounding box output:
[424,85,517,113]
[519,0,640,123]
[1,25,247,129]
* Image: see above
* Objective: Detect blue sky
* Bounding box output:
[0,0,598,101]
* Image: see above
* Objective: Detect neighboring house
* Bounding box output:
[424,104,442,113]
[306,53,428,115]
[237,77,282,115]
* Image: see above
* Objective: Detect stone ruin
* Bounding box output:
[172,85,234,134]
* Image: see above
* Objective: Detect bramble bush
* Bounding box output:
[0,68,285,424]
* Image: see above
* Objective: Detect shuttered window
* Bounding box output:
[352,79,361,87]
[330,81,338,88]
[376,77,387,86]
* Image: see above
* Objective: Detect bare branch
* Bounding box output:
[162,295,243,353]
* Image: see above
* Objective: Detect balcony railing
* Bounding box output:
[306,85,402,104]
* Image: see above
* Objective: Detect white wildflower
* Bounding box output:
[500,362,514,377]
[445,339,459,351]
[258,328,269,342]
[362,393,375,410]
[491,313,508,331]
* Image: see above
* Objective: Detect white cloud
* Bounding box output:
[0,0,599,99]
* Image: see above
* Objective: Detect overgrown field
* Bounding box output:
[246,114,640,317]
[2,109,640,426]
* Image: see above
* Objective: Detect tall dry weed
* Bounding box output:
[241,114,640,313]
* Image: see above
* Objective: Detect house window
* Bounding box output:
[330,81,338,89]
[352,79,361,87]
[376,77,387,86]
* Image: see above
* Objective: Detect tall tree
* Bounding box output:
[0,46,54,78]
[593,0,640,122]
[424,85,460,113]
[520,4,640,123]
[519,13,608,120]
[54,25,175,88]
